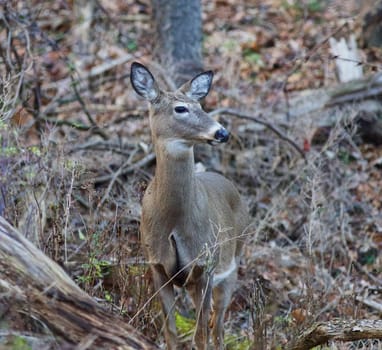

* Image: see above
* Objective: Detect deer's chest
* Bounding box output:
[141,208,216,286]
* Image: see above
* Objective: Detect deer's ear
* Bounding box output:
[130,62,160,101]
[179,71,213,101]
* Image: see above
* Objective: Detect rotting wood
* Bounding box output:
[287,319,382,350]
[268,72,382,122]
[0,216,159,350]
[212,73,382,151]
[327,72,382,106]
[356,297,382,314]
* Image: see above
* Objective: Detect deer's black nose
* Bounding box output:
[214,128,229,143]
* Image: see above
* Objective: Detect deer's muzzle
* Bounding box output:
[214,128,230,143]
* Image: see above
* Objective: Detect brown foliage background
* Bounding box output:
[0,0,381,349]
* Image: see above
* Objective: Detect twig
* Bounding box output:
[356,296,382,314]
[19,14,128,140]
[63,166,76,265]
[93,152,156,184]
[69,74,109,140]
[2,67,25,121]
[73,194,90,210]
[43,54,134,92]
[301,20,351,64]
[328,85,382,106]
[279,19,352,118]
[98,158,131,208]
[39,117,98,132]
[328,54,382,72]
[352,260,382,286]
[88,54,133,77]
[210,107,306,159]
[70,140,133,156]
[149,60,177,91]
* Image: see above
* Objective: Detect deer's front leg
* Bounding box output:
[188,268,213,350]
[151,264,178,350]
[210,282,233,350]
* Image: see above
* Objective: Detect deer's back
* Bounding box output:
[196,171,247,218]
[196,171,249,260]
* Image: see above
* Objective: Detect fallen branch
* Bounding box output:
[94,152,156,184]
[70,139,135,156]
[44,53,134,91]
[246,72,382,126]
[69,73,109,140]
[210,107,306,159]
[40,54,134,121]
[327,73,382,106]
[287,319,382,350]
[40,117,98,131]
[88,54,133,78]
[0,216,159,350]
[356,297,382,314]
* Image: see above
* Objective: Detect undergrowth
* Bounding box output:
[1,107,380,349]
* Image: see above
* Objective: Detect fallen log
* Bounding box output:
[0,216,159,350]
[261,72,382,147]
[275,72,382,121]
[287,319,382,350]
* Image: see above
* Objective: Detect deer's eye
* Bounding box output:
[174,106,189,113]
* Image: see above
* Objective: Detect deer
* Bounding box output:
[130,62,249,350]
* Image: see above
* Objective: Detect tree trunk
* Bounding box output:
[0,216,159,350]
[151,0,203,86]
[362,0,382,48]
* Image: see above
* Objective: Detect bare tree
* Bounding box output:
[151,0,203,86]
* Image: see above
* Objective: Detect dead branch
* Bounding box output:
[43,54,133,93]
[70,139,134,156]
[94,152,156,184]
[251,72,382,126]
[40,117,98,131]
[210,107,306,159]
[327,72,382,106]
[68,73,109,140]
[0,216,159,350]
[356,297,382,314]
[98,156,131,207]
[287,319,382,350]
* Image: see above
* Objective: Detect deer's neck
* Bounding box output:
[153,139,197,216]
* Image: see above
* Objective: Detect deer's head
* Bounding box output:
[130,62,229,148]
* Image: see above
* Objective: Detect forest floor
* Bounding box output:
[1,0,382,349]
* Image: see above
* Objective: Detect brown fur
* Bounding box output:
[131,62,249,350]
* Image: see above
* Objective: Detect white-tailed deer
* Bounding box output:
[130,62,249,350]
